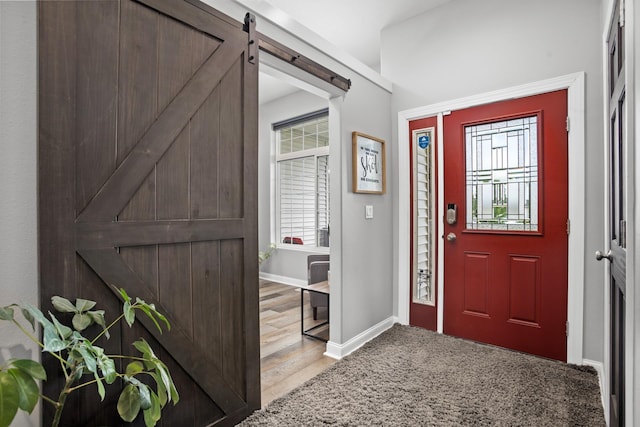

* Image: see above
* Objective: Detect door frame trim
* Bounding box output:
[396,72,586,364]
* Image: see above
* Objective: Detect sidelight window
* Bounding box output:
[275,110,330,248]
[413,128,435,306]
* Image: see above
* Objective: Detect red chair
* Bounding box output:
[283,237,303,245]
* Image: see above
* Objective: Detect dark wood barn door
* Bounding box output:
[38,0,259,425]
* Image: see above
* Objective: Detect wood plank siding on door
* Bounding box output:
[38,0,259,425]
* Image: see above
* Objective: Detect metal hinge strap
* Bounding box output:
[244,13,257,64]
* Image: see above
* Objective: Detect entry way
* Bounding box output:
[410,90,569,362]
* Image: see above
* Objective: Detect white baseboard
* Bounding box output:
[324,317,395,360]
[583,358,606,416]
[259,272,306,288]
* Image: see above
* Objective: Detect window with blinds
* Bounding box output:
[275,111,329,248]
[413,128,434,306]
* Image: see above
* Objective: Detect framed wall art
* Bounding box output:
[352,131,386,194]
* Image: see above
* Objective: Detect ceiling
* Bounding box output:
[258,0,452,104]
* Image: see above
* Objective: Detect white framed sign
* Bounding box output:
[352,132,386,194]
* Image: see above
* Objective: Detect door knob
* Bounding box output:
[595,250,613,262]
[446,232,457,242]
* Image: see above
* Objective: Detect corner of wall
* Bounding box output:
[0,2,40,425]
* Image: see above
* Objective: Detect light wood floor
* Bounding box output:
[259,280,336,406]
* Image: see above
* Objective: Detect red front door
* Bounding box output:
[443,90,569,361]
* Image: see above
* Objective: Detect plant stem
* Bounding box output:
[51,376,72,427]
[57,352,70,381]
[91,313,125,344]
[12,319,44,349]
[13,317,70,370]
[40,394,59,407]
[107,354,147,362]
[65,373,118,393]
[51,362,81,427]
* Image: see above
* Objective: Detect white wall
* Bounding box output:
[0,1,40,426]
[381,0,604,361]
[203,0,396,346]
[257,79,394,344]
[335,76,393,342]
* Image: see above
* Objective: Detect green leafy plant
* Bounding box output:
[259,243,277,265]
[0,287,178,427]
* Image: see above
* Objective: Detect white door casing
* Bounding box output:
[396,72,586,364]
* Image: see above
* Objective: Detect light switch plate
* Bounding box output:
[365,205,373,219]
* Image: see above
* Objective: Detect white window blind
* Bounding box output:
[413,130,434,306]
[275,111,329,248]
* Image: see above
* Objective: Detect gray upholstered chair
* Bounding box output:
[307,254,329,320]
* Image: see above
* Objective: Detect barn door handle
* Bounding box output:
[595,250,612,262]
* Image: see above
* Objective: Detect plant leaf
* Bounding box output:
[72,313,92,331]
[143,392,161,427]
[126,361,144,377]
[123,301,135,327]
[68,348,83,365]
[21,308,35,330]
[23,304,54,330]
[164,364,179,404]
[94,372,105,401]
[88,310,106,327]
[137,300,170,331]
[133,339,177,404]
[133,339,154,360]
[42,324,67,353]
[0,306,15,321]
[137,383,152,410]
[126,376,152,411]
[117,287,132,304]
[75,298,96,312]
[88,310,109,339]
[72,366,84,382]
[97,353,117,384]
[51,296,77,313]
[49,312,73,339]
[8,368,39,413]
[77,345,97,374]
[154,360,178,404]
[117,384,141,422]
[135,304,162,333]
[149,372,167,407]
[0,371,20,427]
[11,359,46,381]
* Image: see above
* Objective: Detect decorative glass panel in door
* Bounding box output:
[465,116,538,232]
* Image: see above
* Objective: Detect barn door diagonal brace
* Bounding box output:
[244,13,257,64]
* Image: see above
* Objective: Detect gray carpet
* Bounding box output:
[241,324,605,426]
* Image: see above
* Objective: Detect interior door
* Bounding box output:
[38,1,259,425]
[409,116,438,330]
[443,90,569,361]
[602,3,626,425]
